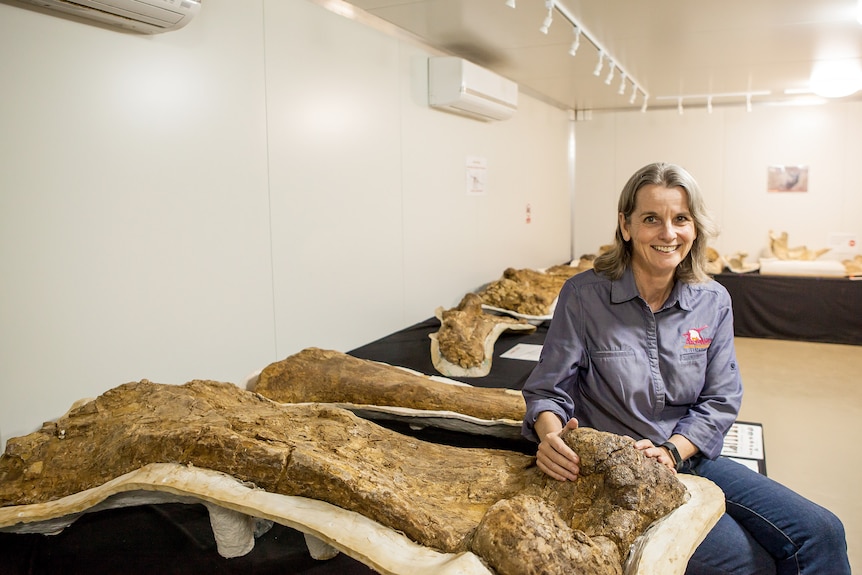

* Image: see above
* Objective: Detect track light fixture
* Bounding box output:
[641,95,649,113]
[593,50,604,76]
[539,0,554,34]
[654,90,770,112]
[504,1,649,110]
[539,11,553,33]
[569,26,581,56]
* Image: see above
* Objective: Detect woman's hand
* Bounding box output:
[535,414,581,481]
[633,439,677,473]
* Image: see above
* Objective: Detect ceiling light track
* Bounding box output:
[655,90,771,113]
[507,0,649,110]
[553,2,648,110]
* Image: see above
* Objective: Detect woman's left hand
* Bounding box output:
[633,439,677,473]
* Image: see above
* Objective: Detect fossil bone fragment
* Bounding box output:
[724,252,759,273]
[844,254,862,277]
[0,380,715,574]
[568,253,598,273]
[477,266,580,317]
[768,230,830,261]
[705,247,726,275]
[430,293,536,378]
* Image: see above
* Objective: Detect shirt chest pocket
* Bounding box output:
[591,349,637,360]
[666,352,708,405]
[588,348,642,379]
[679,351,707,366]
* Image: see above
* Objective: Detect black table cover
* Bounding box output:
[714,272,862,346]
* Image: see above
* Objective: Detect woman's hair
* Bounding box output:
[592,162,718,283]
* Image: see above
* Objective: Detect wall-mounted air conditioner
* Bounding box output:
[11,0,201,33]
[428,57,518,122]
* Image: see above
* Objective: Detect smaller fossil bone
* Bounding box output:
[768,230,829,261]
[724,252,759,274]
[430,293,536,378]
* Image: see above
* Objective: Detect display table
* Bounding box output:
[349,316,549,391]
[713,272,862,346]
[0,501,376,575]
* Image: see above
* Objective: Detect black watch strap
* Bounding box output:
[660,441,684,471]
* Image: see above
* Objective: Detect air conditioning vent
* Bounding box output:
[13,0,201,33]
[428,57,518,122]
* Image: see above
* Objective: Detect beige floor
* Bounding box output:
[733,337,861,572]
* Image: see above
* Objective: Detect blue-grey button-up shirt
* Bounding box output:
[522,267,742,460]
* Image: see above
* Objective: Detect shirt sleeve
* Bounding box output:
[521,280,584,443]
[673,289,743,459]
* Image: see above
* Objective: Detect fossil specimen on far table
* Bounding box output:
[477,266,582,316]
[430,293,536,377]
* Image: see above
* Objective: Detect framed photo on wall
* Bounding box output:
[767,165,808,192]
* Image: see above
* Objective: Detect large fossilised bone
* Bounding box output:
[252,347,528,438]
[0,462,492,573]
[477,266,581,317]
[0,462,721,575]
[430,293,536,378]
[0,380,721,575]
[254,347,527,422]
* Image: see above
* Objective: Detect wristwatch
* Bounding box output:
[660,441,684,471]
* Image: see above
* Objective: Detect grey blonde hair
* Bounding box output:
[592,162,718,283]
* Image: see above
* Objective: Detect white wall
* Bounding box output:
[573,103,862,263]
[0,1,276,447]
[0,0,571,449]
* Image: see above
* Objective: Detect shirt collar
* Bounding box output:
[610,267,694,311]
[610,267,640,304]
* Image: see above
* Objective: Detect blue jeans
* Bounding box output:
[682,456,850,575]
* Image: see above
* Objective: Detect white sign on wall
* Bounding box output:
[828,233,858,255]
[466,156,487,195]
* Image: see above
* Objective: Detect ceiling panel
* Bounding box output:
[333,0,862,111]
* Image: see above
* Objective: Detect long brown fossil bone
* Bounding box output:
[0,379,713,574]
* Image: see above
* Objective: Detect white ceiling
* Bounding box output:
[331,0,862,112]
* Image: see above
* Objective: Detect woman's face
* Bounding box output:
[619,184,697,277]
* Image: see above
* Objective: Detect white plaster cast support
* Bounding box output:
[202,502,257,558]
[304,532,341,560]
[0,463,721,575]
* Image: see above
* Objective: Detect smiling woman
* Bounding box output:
[520,162,852,574]
[619,185,697,310]
[592,162,718,288]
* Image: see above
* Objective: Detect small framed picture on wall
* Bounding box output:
[767,165,808,192]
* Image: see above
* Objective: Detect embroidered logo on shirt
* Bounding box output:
[683,325,712,349]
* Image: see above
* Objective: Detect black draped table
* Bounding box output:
[349,316,548,391]
[713,272,862,346]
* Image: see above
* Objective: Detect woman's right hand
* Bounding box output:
[535,414,581,481]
